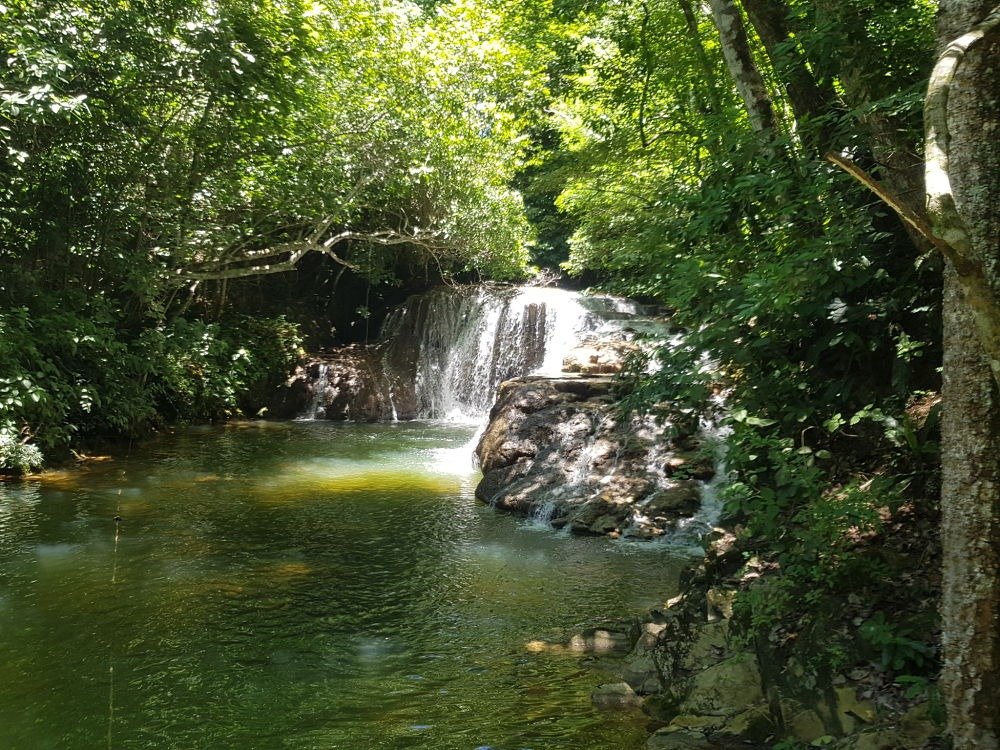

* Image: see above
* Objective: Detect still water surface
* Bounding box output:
[0,422,686,749]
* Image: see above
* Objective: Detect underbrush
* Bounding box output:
[618,337,943,726]
[0,303,303,472]
[721,398,943,721]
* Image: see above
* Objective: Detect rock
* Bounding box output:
[833,730,904,750]
[474,376,706,538]
[678,653,764,717]
[788,708,827,743]
[666,714,725,732]
[563,337,639,375]
[643,482,702,517]
[568,628,633,654]
[899,702,940,745]
[622,622,667,694]
[623,522,667,540]
[646,728,715,749]
[269,349,410,421]
[703,529,741,575]
[705,587,735,620]
[718,706,775,743]
[591,681,643,708]
[834,686,877,732]
[663,453,716,481]
[682,621,730,671]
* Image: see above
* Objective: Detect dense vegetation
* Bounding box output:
[534,0,948,719]
[1,0,543,461]
[3,0,998,744]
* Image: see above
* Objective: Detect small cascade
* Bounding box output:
[377,284,641,422]
[667,414,731,549]
[297,362,330,420]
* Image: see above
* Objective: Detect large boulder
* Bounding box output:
[474,376,707,538]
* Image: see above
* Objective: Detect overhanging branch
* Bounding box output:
[174,228,451,283]
[825,4,1000,390]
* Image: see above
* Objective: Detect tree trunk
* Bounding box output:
[739,0,838,153]
[706,0,778,137]
[676,0,725,117]
[933,2,1000,748]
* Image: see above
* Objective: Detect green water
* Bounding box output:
[0,421,687,750]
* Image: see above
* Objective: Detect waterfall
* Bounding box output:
[377,285,641,422]
[287,283,654,424]
[297,362,330,421]
[285,283,728,545]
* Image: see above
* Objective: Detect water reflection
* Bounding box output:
[0,422,685,749]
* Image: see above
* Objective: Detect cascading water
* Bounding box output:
[289,282,727,543]
[377,285,641,422]
[298,362,330,420]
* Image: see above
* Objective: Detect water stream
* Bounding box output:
[0,422,687,749]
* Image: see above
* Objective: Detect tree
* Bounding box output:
[706,0,777,136]
[927,2,1000,746]
[0,0,542,456]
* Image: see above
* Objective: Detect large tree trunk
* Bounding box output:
[933,2,1000,748]
[706,0,778,137]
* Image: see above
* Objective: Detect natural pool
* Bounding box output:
[0,421,688,749]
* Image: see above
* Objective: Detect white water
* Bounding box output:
[297,362,330,421]
[380,285,643,422]
[299,283,728,542]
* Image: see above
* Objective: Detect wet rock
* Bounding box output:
[569,627,633,654]
[567,498,632,536]
[269,348,412,421]
[677,654,764,717]
[663,453,716,481]
[643,482,703,517]
[623,522,667,540]
[563,337,640,375]
[592,681,644,708]
[646,728,715,749]
[475,377,707,538]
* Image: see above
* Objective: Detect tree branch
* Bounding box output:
[825,151,951,255]
[825,5,1000,391]
[174,228,450,283]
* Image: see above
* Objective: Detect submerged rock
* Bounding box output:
[592,681,644,708]
[475,376,705,538]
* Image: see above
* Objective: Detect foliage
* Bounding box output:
[0,295,303,456]
[0,0,537,292]
[535,0,943,682]
[0,0,556,460]
[0,421,44,474]
[859,611,934,673]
